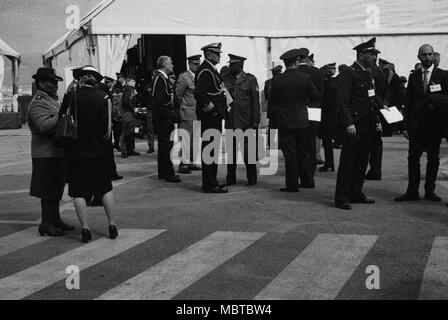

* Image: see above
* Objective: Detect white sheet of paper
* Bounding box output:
[380,106,404,124]
[307,107,321,122]
[223,87,233,106]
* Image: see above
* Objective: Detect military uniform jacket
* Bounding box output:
[297,64,324,109]
[152,70,178,124]
[223,71,260,130]
[27,90,66,159]
[194,60,227,121]
[404,67,448,132]
[175,70,197,122]
[268,69,319,130]
[320,77,338,139]
[122,85,137,114]
[338,62,381,134]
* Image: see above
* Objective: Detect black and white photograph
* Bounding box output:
[1,0,448,309]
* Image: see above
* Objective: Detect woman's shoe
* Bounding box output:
[109,225,118,240]
[319,164,335,172]
[81,228,92,243]
[39,225,65,237]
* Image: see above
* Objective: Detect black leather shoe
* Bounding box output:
[351,197,375,204]
[319,165,335,172]
[54,221,75,232]
[121,153,128,159]
[299,183,315,189]
[112,174,124,181]
[39,225,65,237]
[81,228,92,243]
[280,188,299,193]
[336,202,352,210]
[365,171,382,181]
[204,187,229,194]
[425,193,442,202]
[189,164,202,171]
[147,148,155,154]
[222,181,236,187]
[179,166,192,174]
[109,225,118,240]
[395,193,420,202]
[128,151,141,156]
[166,176,181,183]
[246,181,257,186]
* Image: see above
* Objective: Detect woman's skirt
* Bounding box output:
[68,157,113,199]
[30,158,67,200]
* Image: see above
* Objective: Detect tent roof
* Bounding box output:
[0,38,20,61]
[43,0,448,61]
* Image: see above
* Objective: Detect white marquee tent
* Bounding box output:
[43,0,448,98]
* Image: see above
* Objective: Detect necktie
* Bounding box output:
[423,70,429,93]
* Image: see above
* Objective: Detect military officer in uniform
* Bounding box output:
[120,76,140,158]
[194,43,228,194]
[223,54,261,186]
[335,37,383,210]
[175,55,202,174]
[297,48,324,186]
[269,49,318,192]
[152,56,181,183]
[265,65,283,145]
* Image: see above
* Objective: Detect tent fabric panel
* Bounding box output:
[97,34,131,78]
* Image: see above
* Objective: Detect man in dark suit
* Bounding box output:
[335,38,383,210]
[223,54,261,186]
[297,48,324,186]
[194,43,228,194]
[269,49,319,192]
[395,44,448,202]
[152,56,181,183]
[265,65,283,147]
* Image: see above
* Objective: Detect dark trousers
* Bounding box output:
[120,112,136,155]
[112,119,122,149]
[305,123,318,175]
[322,137,334,167]
[279,128,314,190]
[226,136,257,184]
[108,144,119,177]
[201,115,222,191]
[368,132,383,175]
[335,131,374,203]
[146,111,155,149]
[407,130,442,195]
[40,199,61,227]
[156,122,175,179]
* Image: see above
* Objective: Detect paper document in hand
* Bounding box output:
[223,87,233,106]
[380,106,403,124]
[307,107,321,122]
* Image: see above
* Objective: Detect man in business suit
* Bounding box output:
[223,54,261,186]
[335,38,383,210]
[269,49,318,192]
[176,55,202,174]
[297,48,324,186]
[194,42,228,194]
[152,56,181,183]
[395,44,448,202]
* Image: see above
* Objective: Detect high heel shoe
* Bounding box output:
[39,225,65,237]
[109,225,118,240]
[319,164,335,172]
[81,228,92,243]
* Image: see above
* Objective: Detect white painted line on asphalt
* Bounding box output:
[0,229,165,300]
[0,220,39,225]
[419,236,448,300]
[0,227,46,257]
[255,234,377,300]
[0,189,28,196]
[98,231,265,300]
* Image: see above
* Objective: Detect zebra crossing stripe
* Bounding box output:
[419,236,448,300]
[255,234,377,300]
[0,227,46,257]
[98,231,265,300]
[0,229,165,300]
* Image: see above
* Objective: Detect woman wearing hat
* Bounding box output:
[28,67,75,236]
[66,66,118,243]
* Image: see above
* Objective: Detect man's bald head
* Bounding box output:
[418,44,435,69]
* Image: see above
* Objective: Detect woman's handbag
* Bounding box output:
[55,90,78,148]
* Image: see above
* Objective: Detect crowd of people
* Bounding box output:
[27,37,448,242]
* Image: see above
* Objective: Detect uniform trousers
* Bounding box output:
[304,123,318,175]
[155,121,175,179]
[335,131,374,204]
[179,120,201,166]
[120,112,136,155]
[322,137,335,167]
[201,114,222,191]
[226,135,257,184]
[367,132,383,175]
[146,111,155,150]
[279,128,314,190]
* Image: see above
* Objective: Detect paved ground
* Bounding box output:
[1,125,448,300]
